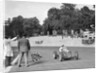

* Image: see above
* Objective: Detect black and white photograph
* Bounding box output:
[3,0,95,72]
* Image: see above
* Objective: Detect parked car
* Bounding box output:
[82,31,95,44]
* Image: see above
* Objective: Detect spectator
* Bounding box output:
[4,36,17,67]
[17,34,30,67]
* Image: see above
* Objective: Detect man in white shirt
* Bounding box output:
[4,36,17,67]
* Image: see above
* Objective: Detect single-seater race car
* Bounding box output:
[53,50,79,62]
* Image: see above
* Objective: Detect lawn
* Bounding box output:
[10,46,95,72]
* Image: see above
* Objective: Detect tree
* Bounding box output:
[79,6,95,30]
[61,3,75,10]
[43,3,95,35]
[10,15,24,36]
[4,18,12,38]
[4,16,41,37]
[48,8,60,20]
[23,17,41,36]
[5,4,95,37]
[43,3,77,35]
[4,16,24,38]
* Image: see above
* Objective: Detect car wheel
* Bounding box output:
[59,54,63,62]
[53,51,59,59]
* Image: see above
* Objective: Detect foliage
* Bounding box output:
[4,3,95,37]
[43,3,95,35]
[4,16,41,38]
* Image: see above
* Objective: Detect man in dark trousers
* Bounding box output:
[18,34,30,67]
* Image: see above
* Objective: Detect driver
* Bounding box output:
[59,45,72,58]
[59,45,69,53]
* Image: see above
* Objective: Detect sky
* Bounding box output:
[5,1,94,25]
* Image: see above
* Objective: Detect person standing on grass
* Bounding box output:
[17,33,30,67]
[4,36,18,67]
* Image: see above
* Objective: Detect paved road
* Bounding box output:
[9,47,95,72]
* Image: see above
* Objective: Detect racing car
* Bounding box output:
[53,50,79,62]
